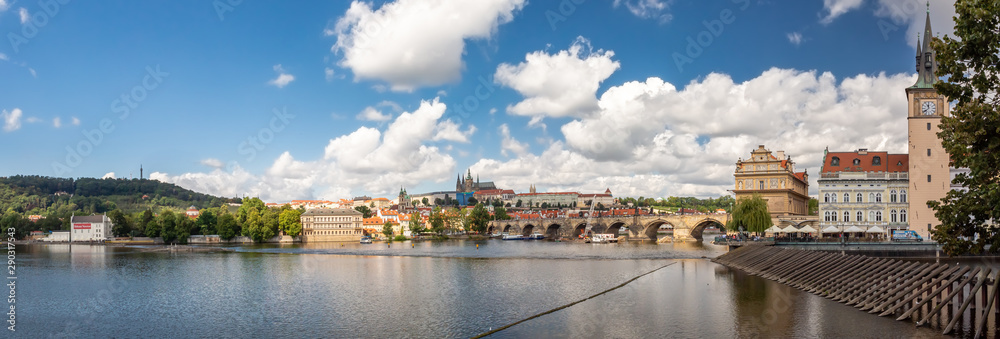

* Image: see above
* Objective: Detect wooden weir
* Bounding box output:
[712,245,1000,338]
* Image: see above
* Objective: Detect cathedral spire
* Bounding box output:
[912,4,937,89]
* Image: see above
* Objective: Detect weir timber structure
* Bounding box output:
[714,246,1000,337]
[486,213,730,241]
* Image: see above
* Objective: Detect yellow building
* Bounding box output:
[733,145,810,216]
[300,208,364,242]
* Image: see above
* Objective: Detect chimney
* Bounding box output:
[858,148,868,155]
[775,151,785,160]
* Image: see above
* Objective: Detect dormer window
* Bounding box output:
[853,158,861,166]
[831,157,840,166]
[872,156,881,166]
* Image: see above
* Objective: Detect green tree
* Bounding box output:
[408,212,425,235]
[928,0,1000,255]
[217,214,238,240]
[261,208,279,240]
[807,198,819,216]
[109,209,132,237]
[242,209,261,238]
[236,197,265,225]
[382,221,394,239]
[421,197,429,206]
[144,211,161,238]
[196,209,217,235]
[430,207,446,235]
[469,203,490,234]
[494,206,511,220]
[279,209,303,237]
[176,216,193,244]
[139,209,154,236]
[354,205,373,218]
[515,199,522,208]
[468,197,478,206]
[158,210,178,243]
[728,194,772,233]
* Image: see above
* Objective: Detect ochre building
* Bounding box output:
[733,145,810,217]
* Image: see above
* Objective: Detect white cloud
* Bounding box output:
[820,0,864,24]
[433,119,476,143]
[356,106,391,121]
[324,67,335,81]
[875,0,957,48]
[0,53,7,61]
[498,124,528,157]
[0,0,9,12]
[151,98,475,202]
[331,0,526,92]
[613,0,673,23]
[102,172,116,179]
[471,68,916,198]
[71,117,80,125]
[18,7,27,24]
[787,32,803,45]
[495,37,620,119]
[201,158,225,169]
[28,68,35,77]
[53,117,61,128]
[268,64,295,88]
[1,108,22,132]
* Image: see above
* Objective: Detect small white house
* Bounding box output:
[68,214,114,242]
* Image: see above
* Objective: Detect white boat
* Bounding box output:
[360,236,373,244]
[502,234,524,240]
[527,233,545,240]
[591,234,615,244]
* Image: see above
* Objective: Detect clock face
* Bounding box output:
[921,101,937,115]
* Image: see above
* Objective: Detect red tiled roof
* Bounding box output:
[822,150,908,174]
[793,172,807,182]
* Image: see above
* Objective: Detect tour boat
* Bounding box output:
[502,234,524,240]
[527,233,545,240]
[360,236,373,244]
[591,234,615,244]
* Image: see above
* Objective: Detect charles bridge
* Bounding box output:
[486,213,731,241]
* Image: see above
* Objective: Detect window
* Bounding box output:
[869,211,875,222]
[831,211,838,222]
[759,180,764,190]
[824,193,829,203]
[891,209,897,223]
[872,156,881,166]
[843,193,849,202]
[900,210,907,223]
[857,193,863,202]
[927,149,931,156]
[890,190,897,203]
[869,193,875,202]
[876,211,883,222]
[901,190,907,202]
[831,194,837,203]
[853,158,861,166]
[927,122,931,130]
[831,156,840,166]
[927,175,932,182]
[876,193,882,203]
[823,211,830,221]
[843,211,850,222]
[857,211,863,221]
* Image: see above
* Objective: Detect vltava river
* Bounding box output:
[15,241,949,338]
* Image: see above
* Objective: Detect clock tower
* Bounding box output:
[906,5,949,238]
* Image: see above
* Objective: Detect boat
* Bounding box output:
[527,233,545,240]
[360,236,373,244]
[502,234,524,240]
[591,234,615,244]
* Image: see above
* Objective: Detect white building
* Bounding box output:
[69,214,114,241]
[818,149,910,233]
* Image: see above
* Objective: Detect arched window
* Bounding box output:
[823,211,829,222]
[831,156,840,166]
[824,193,830,203]
[831,194,837,203]
[843,193,849,203]
[831,211,838,222]
[890,190,897,203]
[857,211,863,221]
[869,193,875,202]
[876,193,882,203]
[853,158,861,165]
[901,190,907,203]
[872,156,881,165]
[891,209,897,223]
[900,209,907,223]
[857,193,863,202]
[869,211,875,222]
[876,211,883,222]
[843,211,850,222]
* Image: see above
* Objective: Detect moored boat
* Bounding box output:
[527,233,545,240]
[502,234,524,240]
[360,236,373,244]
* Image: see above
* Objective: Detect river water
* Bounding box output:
[14,240,954,338]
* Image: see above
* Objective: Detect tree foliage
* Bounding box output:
[469,203,490,234]
[382,221,394,239]
[728,194,772,233]
[217,214,238,240]
[929,0,1000,255]
[408,212,425,235]
[354,205,373,218]
[279,209,303,237]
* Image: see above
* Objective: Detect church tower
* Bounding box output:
[906,4,950,238]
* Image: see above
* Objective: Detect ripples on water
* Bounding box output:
[15,241,949,338]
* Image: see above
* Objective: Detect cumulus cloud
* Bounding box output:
[495,37,620,120]
[1,108,23,132]
[875,0,957,48]
[787,32,803,45]
[268,64,295,88]
[325,67,335,81]
[356,106,391,121]
[0,0,9,12]
[820,0,864,24]
[18,7,27,24]
[613,0,673,23]
[201,158,225,169]
[470,68,916,198]
[71,117,80,125]
[151,98,474,202]
[331,0,526,92]
[0,53,7,61]
[53,117,61,128]
[102,172,116,179]
[498,124,528,157]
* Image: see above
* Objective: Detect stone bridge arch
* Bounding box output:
[640,219,677,241]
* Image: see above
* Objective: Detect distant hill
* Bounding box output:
[0,175,240,216]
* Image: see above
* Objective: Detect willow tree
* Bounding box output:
[728,194,772,233]
[928,0,1000,255]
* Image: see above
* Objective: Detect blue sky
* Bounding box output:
[0,0,958,202]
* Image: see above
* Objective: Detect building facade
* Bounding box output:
[818,149,910,232]
[906,10,952,238]
[516,192,579,208]
[732,145,810,216]
[69,214,113,241]
[578,189,614,208]
[456,169,497,193]
[300,208,363,242]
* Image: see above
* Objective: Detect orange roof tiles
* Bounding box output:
[822,150,908,174]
